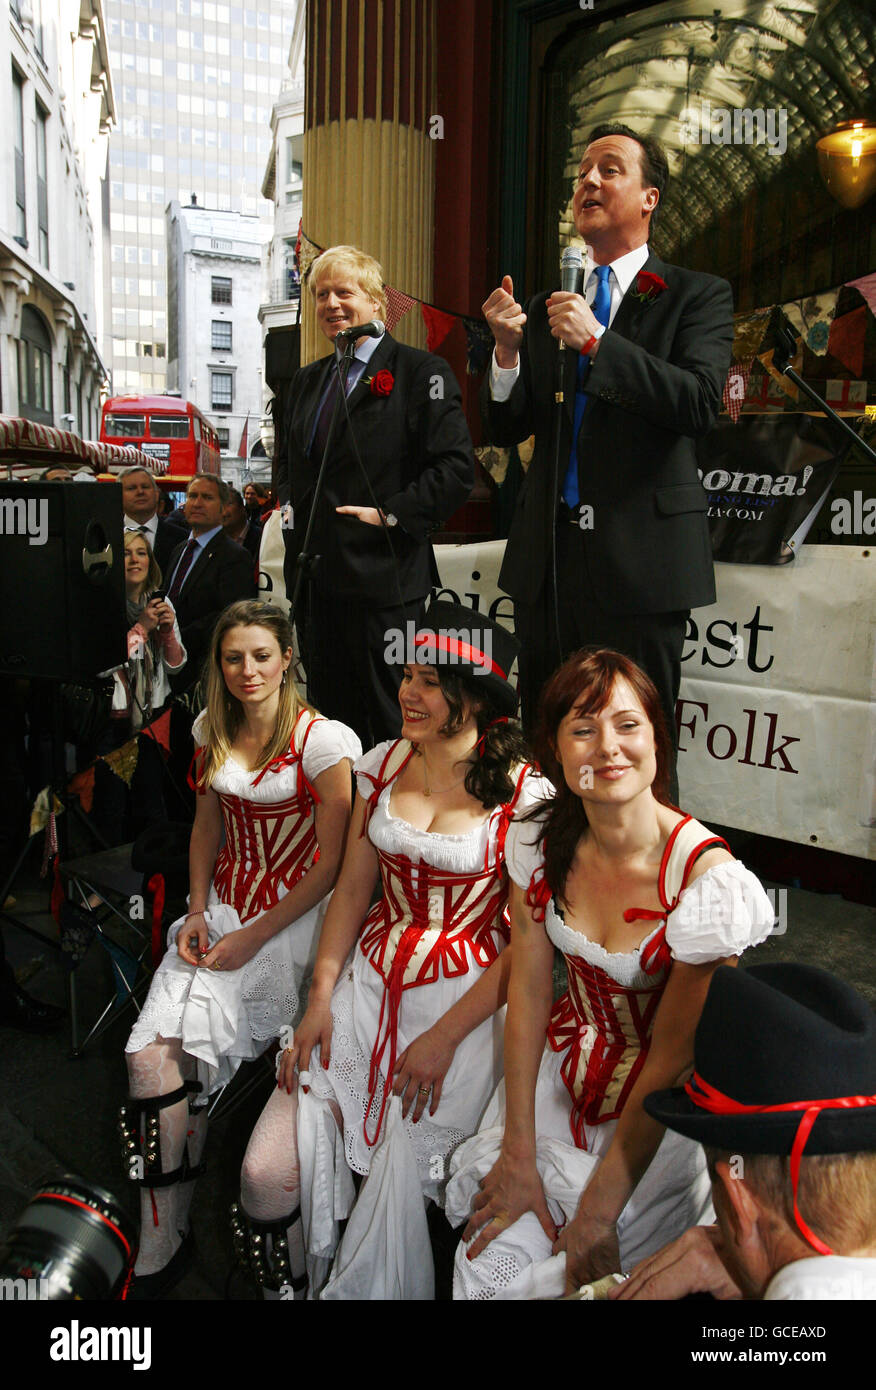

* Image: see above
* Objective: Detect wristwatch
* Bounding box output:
[382,511,398,528]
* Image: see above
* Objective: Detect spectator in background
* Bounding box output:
[92,532,186,844]
[38,465,73,482]
[243,481,271,524]
[120,465,187,575]
[614,963,876,1301]
[165,473,257,695]
[223,487,262,565]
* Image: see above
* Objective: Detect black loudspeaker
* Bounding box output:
[264,325,301,389]
[0,482,127,680]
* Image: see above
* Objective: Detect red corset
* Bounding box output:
[547,950,669,1147]
[213,790,319,923]
[360,845,510,1146]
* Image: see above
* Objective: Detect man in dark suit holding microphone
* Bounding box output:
[484,124,733,786]
[278,245,474,748]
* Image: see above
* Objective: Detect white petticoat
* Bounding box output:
[445,1049,714,1300]
[125,889,327,1094]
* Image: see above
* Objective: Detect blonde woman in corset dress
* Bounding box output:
[121,600,360,1298]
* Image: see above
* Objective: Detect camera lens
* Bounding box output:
[0,1175,137,1300]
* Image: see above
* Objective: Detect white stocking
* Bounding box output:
[126,1037,195,1275]
[240,1085,306,1297]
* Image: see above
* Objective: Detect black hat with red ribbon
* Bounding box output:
[645,963,876,1155]
[391,600,520,716]
[646,963,876,1255]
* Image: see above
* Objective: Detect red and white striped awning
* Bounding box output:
[0,415,155,475]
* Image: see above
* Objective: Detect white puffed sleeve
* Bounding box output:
[353,741,397,800]
[667,861,776,964]
[191,709,209,747]
[504,805,550,891]
[301,719,363,783]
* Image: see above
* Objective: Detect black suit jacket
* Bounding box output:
[486,253,733,616]
[152,517,188,579]
[166,529,257,689]
[277,333,474,604]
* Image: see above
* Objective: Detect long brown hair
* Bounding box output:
[124,530,162,602]
[532,649,674,901]
[195,601,312,789]
[430,668,527,809]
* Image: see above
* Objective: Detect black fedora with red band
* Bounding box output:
[645,963,876,1155]
[392,600,520,716]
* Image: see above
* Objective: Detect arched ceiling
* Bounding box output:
[555,0,875,257]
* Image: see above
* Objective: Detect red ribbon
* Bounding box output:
[683,1070,876,1256]
[475,716,509,756]
[413,633,507,680]
[147,873,166,969]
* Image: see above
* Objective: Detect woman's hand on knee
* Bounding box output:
[462,1151,557,1261]
[177,913,209,966]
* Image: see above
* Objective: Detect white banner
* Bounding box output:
[432,541,876,861]
[259,522,876,859]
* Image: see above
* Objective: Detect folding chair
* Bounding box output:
[59,844,172,1055]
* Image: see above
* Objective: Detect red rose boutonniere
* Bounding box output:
[368,369,395,397]
[633,270,668,305]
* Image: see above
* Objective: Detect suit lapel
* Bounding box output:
[344,333,395,416]
[610,252,668,345]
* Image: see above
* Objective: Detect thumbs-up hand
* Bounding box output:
[482,274,526,368]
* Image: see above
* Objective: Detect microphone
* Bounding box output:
[558,247,585,352]
[333,319,387,342]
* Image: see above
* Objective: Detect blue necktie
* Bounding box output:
[310,356,366,459]
[562,264,613,509]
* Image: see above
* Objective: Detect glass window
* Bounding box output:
[18,306,53,423]
[211,320,232,350]
[12,68,26,241]
[211,276,232,304]
[211,372,232,411]
[150,416,190,438]
[104,413,146,438]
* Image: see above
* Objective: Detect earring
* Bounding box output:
[281,670,287,687]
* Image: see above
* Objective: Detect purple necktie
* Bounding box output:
[167,537,199,602]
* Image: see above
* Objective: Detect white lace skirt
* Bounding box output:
[125,882,327,1094]
[306,943,506,1202]
[445,1046,714,1300]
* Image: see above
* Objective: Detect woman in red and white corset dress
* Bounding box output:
[448,649,775,1299]
[122,601,361,1297]
[237,602,549,1299]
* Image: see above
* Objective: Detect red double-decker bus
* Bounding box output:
[99,394,220,486]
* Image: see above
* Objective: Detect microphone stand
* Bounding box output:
[772,313,876,466]
[287,335,357,691]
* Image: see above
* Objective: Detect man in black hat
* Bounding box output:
[610,963,876,1301]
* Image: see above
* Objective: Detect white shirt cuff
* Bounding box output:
[489,348,520,401]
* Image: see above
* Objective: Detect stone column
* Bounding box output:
[301,0,436,363]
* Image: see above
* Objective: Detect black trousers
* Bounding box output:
[516,522,687,801]
[297,585,425,751]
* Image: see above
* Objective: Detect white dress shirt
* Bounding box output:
[489,242,651,402]
[764,1254,876,1300]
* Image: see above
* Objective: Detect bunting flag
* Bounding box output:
[421,304,456,352]
[827,304,867,378]
[146,709,172,756]
[238,414,250,459]
[781,293,835,356]
[730,309,772,363]
[68,767,96,815]
[844,271,876,317]
[722,360,754,423]
[463,317,495,376]
[102,737,140,788]
[297,228,322,282]
[384,285,417,333]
